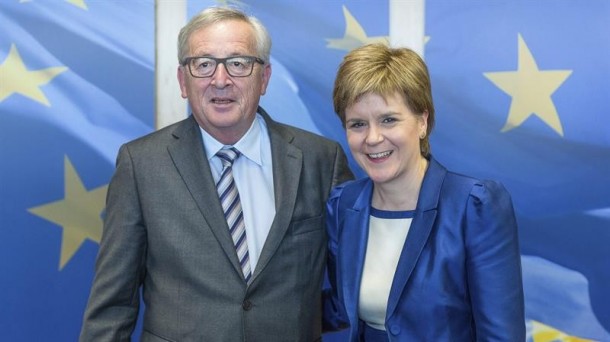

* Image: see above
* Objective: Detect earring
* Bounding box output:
[420,132,426,139]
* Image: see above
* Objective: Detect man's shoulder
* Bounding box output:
[125,117,191,147]
[272,121,339,148]
[258,106,341,149]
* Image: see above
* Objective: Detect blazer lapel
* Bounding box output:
[340,180,373,326]
[167,116,245,278]
[386,157,446,319]
[250,109,302,282]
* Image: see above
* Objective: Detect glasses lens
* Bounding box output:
[225,57,254,77]
[190,57,216,77]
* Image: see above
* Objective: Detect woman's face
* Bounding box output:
[345,91,427,186]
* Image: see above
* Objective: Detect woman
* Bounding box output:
[323,43,525,341]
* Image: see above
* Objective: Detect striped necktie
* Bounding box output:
[216,147,251,284]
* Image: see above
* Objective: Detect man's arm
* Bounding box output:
[80,144,147,342]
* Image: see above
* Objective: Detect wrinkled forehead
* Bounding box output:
[188,20,256,56]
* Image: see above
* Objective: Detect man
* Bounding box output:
[80,6,353,342]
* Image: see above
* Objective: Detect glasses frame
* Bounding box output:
[182,56,265,78]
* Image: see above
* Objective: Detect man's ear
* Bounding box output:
[177,66,188,99]
[260,63,272,96]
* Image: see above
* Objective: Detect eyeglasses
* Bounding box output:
[182,56,265,78]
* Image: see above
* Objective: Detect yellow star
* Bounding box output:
[0,44,68,106]
[28,156,107,270]
[326,5,389,51]
[530,320,595,342]
[484,34,572,136]
[66,0,87,10]
[19,0,87,9]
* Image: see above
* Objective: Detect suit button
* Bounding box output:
[242,300,252,311]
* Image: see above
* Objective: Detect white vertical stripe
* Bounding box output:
[155,0,188,130]
[389,0,426,58]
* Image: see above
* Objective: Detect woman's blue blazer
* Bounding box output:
[323,157,525,341]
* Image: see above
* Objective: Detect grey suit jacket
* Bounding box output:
[80,107,353,342]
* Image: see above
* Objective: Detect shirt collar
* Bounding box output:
[201,114,263,166]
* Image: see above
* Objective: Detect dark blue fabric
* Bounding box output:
[361,322,389,342]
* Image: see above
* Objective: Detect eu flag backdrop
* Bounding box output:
[0,1,154,340]
[1,1,609,341]
[425,2,610,340]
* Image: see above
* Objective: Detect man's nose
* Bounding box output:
[211,62,231,87]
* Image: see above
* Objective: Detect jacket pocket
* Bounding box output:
[289,215,324,236]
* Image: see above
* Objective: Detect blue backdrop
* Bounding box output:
[1,1,608,341]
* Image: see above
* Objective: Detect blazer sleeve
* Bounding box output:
[80,144,147,341]
[465,180,525,341]
[322,185,350,332]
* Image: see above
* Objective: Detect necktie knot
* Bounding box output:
[217,147,240,169]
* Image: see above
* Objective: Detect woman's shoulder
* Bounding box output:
[433,158,511,204]
[444,170,508,198]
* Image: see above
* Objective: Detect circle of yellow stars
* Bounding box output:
[2,4,599,341]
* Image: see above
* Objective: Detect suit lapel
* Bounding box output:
[340,181,373,326]
[250,110,302,282]
[167,116,245,278]
[386,157,446,319]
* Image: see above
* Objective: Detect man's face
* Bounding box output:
[178,20,271,144]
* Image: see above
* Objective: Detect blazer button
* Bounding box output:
[242,300,253,311]
[390,325,401,335]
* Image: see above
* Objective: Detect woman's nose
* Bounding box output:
[365,125,383,145]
